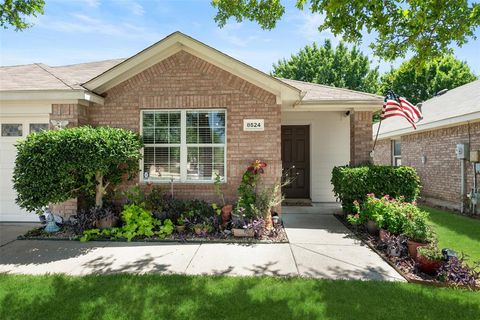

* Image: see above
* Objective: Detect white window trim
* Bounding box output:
[392,139,401,166]
[139,109,227,184]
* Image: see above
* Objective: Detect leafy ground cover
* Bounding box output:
[1,274,479,320]
[423,206,480,265]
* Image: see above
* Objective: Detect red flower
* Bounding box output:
[247,160,267,174]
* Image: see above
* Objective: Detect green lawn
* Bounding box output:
[0,274,479,320]
[422,206,480,264]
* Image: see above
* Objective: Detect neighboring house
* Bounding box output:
[373,80,480,212]
[0,32,382,222]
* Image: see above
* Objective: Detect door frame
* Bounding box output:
[281,124,311,199]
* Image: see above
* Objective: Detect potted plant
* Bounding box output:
[214,173,232,226]
[93,207,118,229]
[348,197,379,235]
[255,183,284,229]
[193,223,204,235]
[176,214,186,233]
[193,222,212,236]
[231,207,255,238]
[403,213,435,258]
[417,245,444,275]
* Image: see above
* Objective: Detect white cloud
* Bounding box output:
[34,13,163,42]
[83,0,101,8]
[131,2,145,16]
[290,12,341,44]
[215,22,270,47]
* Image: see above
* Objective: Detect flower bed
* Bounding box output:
[337,194,479,289]
[20,160,290,244]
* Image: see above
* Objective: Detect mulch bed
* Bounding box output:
[18,224,289,244]
[334,214,479,290]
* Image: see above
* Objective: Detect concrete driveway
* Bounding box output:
[0,207,404,281]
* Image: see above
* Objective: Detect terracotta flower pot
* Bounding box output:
[95,216,117,229]
[407,239,428,259]
[221,204,233,224]
[416,252,443,275]
[379,229,389,242]
[176,225,186,233]
[365,220,379,235]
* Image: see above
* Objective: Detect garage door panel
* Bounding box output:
[1,118,48,222]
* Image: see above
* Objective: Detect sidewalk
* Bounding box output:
[0,210,404,281]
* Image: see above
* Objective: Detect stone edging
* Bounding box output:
[333,214,479,291]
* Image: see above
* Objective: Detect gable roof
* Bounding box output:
[374,80,480,139]
[83,32,301,104]
[0,59,125,91]
[279,78,383,104]
[0,31,383,109]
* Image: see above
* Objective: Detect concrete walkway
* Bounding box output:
[0,208,404,281]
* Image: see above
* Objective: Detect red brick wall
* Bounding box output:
[401,122,480,208]
[88,50,281,203]
[350,111,373,165]
[49,103,89,128]
[373,139,391,165]
[50,199,78,218]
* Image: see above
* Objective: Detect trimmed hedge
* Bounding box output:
[331,165,421,212]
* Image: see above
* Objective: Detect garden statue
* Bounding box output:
[44,209,60,233]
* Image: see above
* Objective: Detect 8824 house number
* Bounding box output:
[243,119,264,131]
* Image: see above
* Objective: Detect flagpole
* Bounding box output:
[372,117,382,152]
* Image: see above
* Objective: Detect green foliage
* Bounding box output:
[403,211,436,243]
[380,55,477,104]
[13,126,142,212]
[158,219,174,239]
[80,204,174,242]
[79,229,101,242]
[331,165,421,213]
[347,194,421,234]
[236,171,261,218]
[272,40,380,94]
[418,245,444,261]
[212,0,480,63]
[213,173,226,206]
[118,204,159,241]
[0,0,45,30]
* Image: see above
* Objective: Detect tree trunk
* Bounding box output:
[95,171,105,208]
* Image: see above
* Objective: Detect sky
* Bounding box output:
[1,0,479,75]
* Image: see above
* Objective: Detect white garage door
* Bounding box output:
[0,119,49,221]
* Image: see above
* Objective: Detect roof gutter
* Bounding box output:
[0,89,104,105]
[376,111,480,139]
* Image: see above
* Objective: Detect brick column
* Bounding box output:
[350,111,373,165]
[48,103,89,217]
[49,103,89,128]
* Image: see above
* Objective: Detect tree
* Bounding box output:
[211,0,480,63]
[272,39,380,93]
[0,0,45,30]
[13,127,143,212]
[380,55,477,104]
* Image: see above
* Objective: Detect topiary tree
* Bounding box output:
[13,126,143,212]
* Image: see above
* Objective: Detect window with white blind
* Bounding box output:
[141,110,226,183]
[392,140,401,166]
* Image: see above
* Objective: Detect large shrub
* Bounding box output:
[331,165,420,212]
[13,126,142,212]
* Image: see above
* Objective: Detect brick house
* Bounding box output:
[373,80,480,213]
[0,32,382,221]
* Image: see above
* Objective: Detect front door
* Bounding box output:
[281,125,310,199]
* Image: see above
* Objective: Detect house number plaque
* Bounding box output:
[243,119,264,131]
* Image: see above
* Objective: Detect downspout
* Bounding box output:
[461,159,465,213]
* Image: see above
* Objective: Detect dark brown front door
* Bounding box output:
[281,125,310,199]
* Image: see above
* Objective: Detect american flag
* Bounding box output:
[381,92,422,128]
